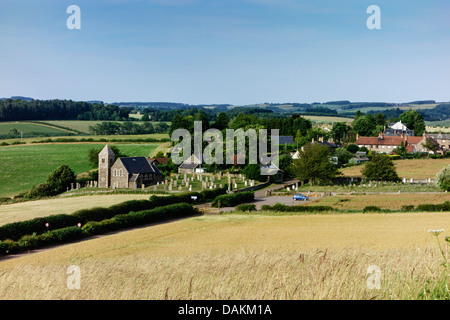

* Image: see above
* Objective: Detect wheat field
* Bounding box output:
[0,213,449,299]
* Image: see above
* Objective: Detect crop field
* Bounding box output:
[0,213,449,299]
[426,122,450,131]
[340,158,450,180]
[0,194,151,226]
[0,143,160,197]
[301,115,353,124]
[307,193,450,210]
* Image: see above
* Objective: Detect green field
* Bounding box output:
[44,120,171,134]
[0,122,73,137]
[0,143,160,198]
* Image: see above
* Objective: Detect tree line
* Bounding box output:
[0,99,131,121]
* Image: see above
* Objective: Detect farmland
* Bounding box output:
[0,143,160,197]
[340,158,450,180]
[0,194,151,226]
[0,213,449,299]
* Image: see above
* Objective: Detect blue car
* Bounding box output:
[293,194,309,201]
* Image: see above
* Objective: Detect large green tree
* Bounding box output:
[398,110,425,136]
[436,165,450,191]
[290,143,339,185]
[361,154,400,182]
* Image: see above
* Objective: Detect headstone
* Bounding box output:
[154,185,157,191]
[234,183,237,189]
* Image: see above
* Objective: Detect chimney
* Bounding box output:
[356,133,359,140]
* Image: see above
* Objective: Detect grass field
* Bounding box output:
[43,120,171,134]
[340,158,450,180]
[0,194,151,226]
[0,213,449,299]
[0,122,73,137]
[426,122,450,130]
[0,143,160,198]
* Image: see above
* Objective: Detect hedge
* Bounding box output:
[212,191,255,207]
[0,188,227,242]
[416,201,450,212]
[0,203,198,255]
[236,204,257,212]
[260,203,334,212]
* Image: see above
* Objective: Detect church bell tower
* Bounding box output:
[98,145,115,188]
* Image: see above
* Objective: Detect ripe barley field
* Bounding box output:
[340,158,450,180]
[0,213,449,299]
[307,193,450,210]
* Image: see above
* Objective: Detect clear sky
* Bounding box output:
[0,0,449,105]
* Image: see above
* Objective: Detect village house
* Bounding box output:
[98,145,163,189]
[384,121,415,136]
[428,133,450,151]
[355,132,439,154]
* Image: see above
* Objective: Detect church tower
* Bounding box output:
[98,145,115,188]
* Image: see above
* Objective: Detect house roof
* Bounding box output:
[356,135,424,146]
[430,133,450,140]
[119,157,156,174]
[275,136,294,145]
[148,157,169,165]
[179,162,199,170]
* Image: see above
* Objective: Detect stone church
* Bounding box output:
[98,145,163,189]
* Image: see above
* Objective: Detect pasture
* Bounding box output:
[340,158,450,180]
[0,143,159,197]
[0,122,73,137]
[0,212,449,299]
[43,120,171,134]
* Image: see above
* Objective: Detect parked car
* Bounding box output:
[293,194,309,201]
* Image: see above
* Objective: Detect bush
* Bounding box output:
[71,207,115,224]
[212,192,255,207]
[81,219,121,236]
[49,226,84,242]
[416,202,450,212]
[258,203,333,213]
[0,214,78,241]
[363,206,382,212]
[436,165,450,192]
[401,205,415,211]
[236,204,257,212]
[0,239,18,255]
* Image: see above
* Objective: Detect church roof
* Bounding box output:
[120,157,159,174]
[99,144,115,156]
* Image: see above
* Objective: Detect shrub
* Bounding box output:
[401,205,415,211]
[49,226,84,242]
[81,219,122,236]
[71,207,115,224]
[363,206,382,213]
[256,203,333,213]
[417,202,450,212]
[436,165,450,192]
[212,192,255,207]
[0,214,78,241]
[0,239,18,255]
[236,204,257,212]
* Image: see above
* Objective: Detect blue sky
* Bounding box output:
[0,0,449,105]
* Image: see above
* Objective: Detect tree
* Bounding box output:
[242,164,264,182]
[352,115,377,136]
[213,112,230,130]
[290,143,339,185]
[436,165,450,191]
[398,110,425,136]
[331,122,350,143]
[423,138,439,153]
[346,144,359,154]
[46,165,77,194]
[361,154,400,182]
